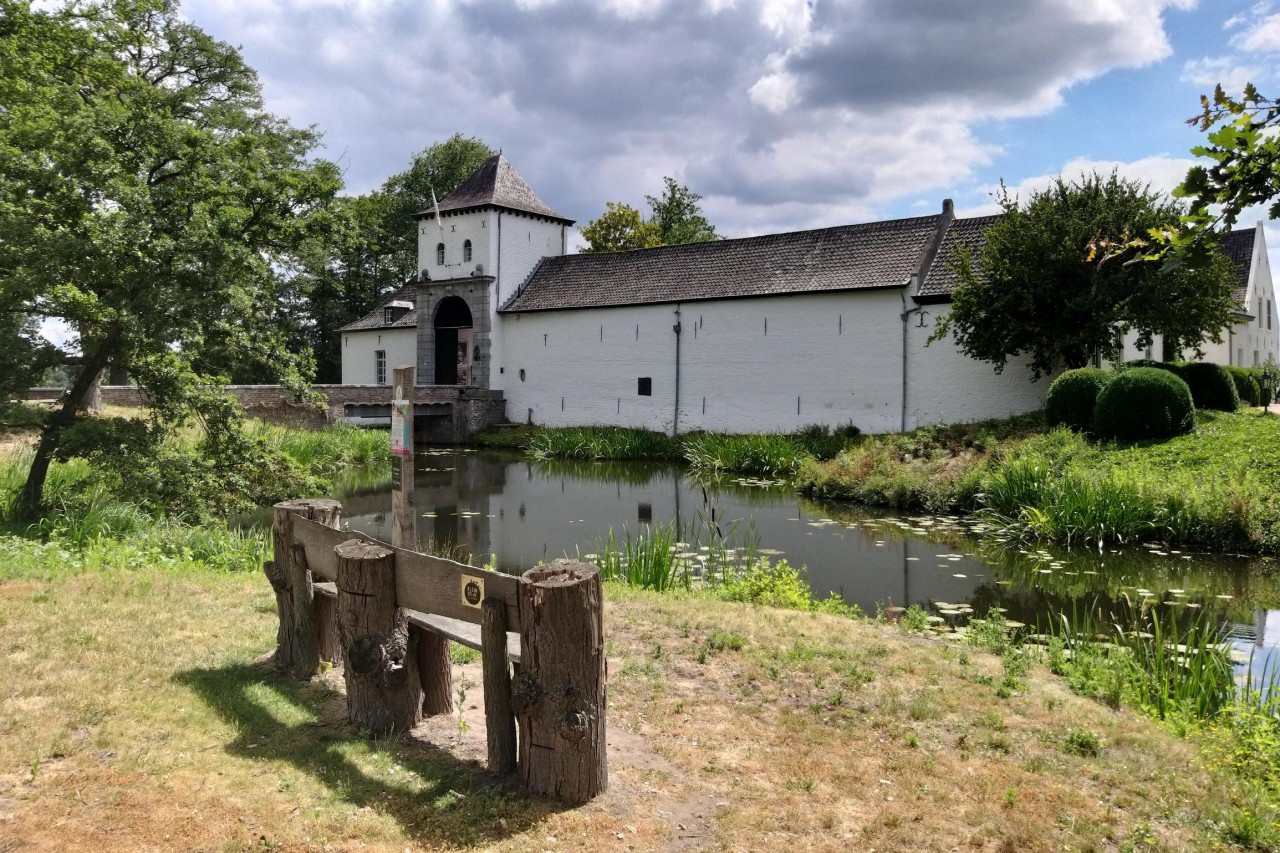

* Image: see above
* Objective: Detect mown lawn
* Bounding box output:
[0,547,1268,852]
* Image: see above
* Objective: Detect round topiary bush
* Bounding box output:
[1179,362,1240,411]
[1045,367,1110,432]
[1093,367,1195,441]
[1225,366,1262,407]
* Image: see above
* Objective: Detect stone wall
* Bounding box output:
[20,384,507,440]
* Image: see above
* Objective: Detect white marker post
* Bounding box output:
[390,367,415,548]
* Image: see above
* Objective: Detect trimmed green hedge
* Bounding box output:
[1094,367,1195,441]
[1226,366,1264,407]
[1045,368,1110,433]
[1179,362,1240,411]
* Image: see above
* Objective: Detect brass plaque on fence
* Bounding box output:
[461,575,484,609]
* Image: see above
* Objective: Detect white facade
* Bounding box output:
[500,291,1050,435]
[418,208,566,393]
[341,328,417,385]
[1194,223,1279,368]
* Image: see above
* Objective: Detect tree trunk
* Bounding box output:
[108,363,128,386]
[82,367,102,414]
[482,597,517,774]
[514,563,607,804]
[270,499,342,677]
[336,539,423,734]
[14,334,117,521]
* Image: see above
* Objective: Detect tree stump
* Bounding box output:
[514,563,607,803]
[482,597,516,774]
[270,499,342,678]
[336,539,423,734]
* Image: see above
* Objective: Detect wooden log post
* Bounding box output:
[513,563,607,803]
[481,597,517,774]
[335,539,423,734]
[267,499,342,677]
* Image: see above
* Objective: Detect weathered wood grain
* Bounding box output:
[515,563,607,804]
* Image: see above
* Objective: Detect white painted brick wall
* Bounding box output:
[502,290,1050,434]
[492,213,566,393]
[417,212,491,282]
[341,328,417,385]
[904,309,1049,428]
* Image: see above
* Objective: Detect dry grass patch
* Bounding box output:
[0,566,1252,852]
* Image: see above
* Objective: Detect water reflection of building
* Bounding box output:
[342,450,987,614]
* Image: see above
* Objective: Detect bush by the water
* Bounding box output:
[1179,362,1240,411]
[1092,367,1195,441]
[1226,366,1264,407]
[1045,368,1110,432]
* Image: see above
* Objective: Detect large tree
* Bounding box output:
[580,177,718,253]
[934,172,1237,379]
[0,0,342,518]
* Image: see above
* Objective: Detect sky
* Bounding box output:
[176,0,1280,255]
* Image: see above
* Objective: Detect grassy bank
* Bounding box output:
[1,541,1268,852]
[801,409,1280,554]
[0,415,390,565]
[481,411,1280,555]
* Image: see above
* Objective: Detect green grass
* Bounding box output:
[800,409,1280,555]
[0,419,389,571]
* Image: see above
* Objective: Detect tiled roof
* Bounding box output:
[918,214,1000,299]
[416,154,572,223]
[338,282,417,332]
[1222,227,1255,305]
[501,215,943,312]
[920,217,1259,308]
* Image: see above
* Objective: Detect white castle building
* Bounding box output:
[340,154,1278,435]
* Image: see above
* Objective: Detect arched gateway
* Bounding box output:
[433,296,473,385]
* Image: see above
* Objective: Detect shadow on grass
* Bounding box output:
[176,660,557,848]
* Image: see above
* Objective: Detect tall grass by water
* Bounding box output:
[528,427,682,462]
[0,420,389,572]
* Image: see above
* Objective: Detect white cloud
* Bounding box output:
[1235,11,1280,51]
[959,155,1197,217]
[177,0,1201,239]
[1181,56,1263,90]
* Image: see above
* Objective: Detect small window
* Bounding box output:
[436,242,445,265]
[375,350,386,385]
[1269,300,1273,331]
[383,307,393,325]
[463,239,472,263]
[637,377,652,396]
[1255,350,1261,367]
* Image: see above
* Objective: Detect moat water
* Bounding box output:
[333,447,1280,680]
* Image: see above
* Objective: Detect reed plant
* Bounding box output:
[593,522,687,591]
[1041,603,1237,721]
[682,432,810,478]
[528,426,683,462]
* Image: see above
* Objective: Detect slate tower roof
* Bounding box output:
[416,154,573,224]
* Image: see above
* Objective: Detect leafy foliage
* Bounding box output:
[580,177,717,253]
[1093,367,1195,441]
[0,0,342,518]
[934,173,1238,378]
[1045,368,1110,433]
[644,177,718,245]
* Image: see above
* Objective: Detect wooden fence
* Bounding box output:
[263,498,607,804]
